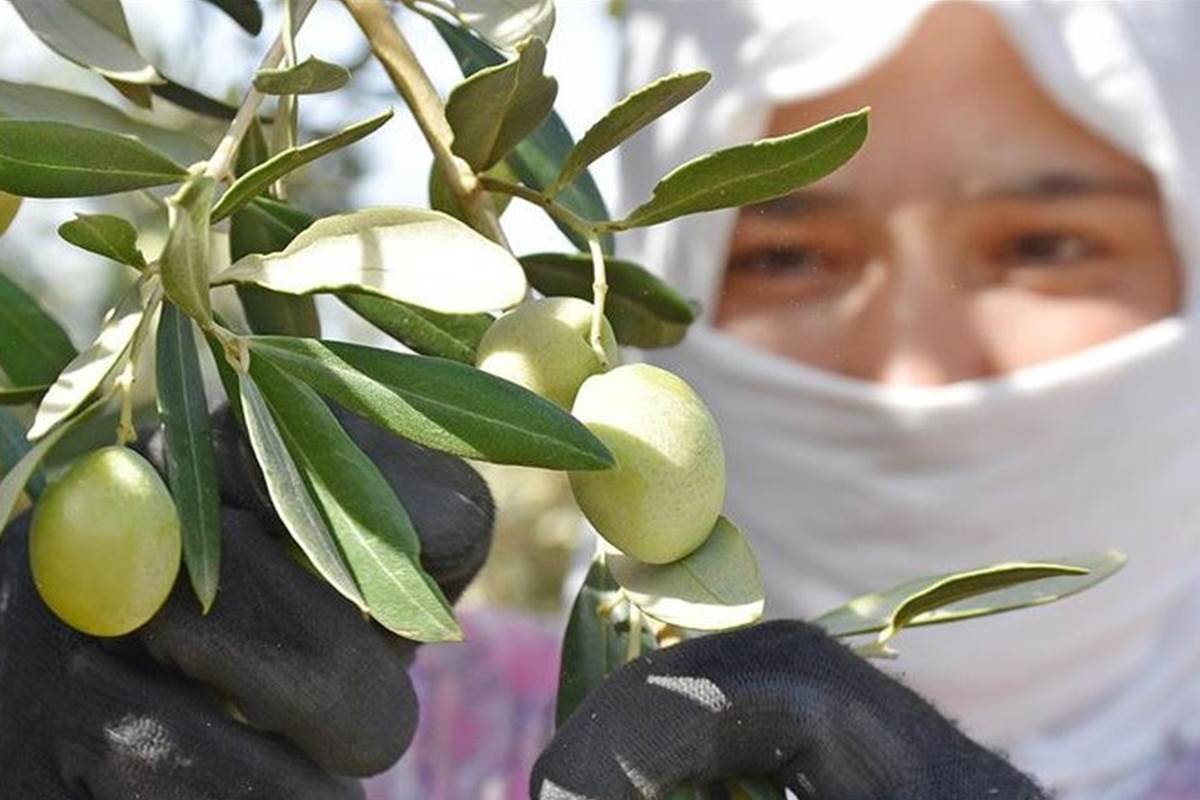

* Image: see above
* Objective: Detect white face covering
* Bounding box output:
[616,2,1200,799]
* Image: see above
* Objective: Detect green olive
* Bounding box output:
[476,296,619,409]
[569,364,725,564]
[30,446,182,637]
[0,192,21,237]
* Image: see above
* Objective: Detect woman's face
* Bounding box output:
[717,2,1182,386]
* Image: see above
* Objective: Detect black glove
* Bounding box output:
[0,406,493,800]
[532,620,1046,800]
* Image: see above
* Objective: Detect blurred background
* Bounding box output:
[0,0,623,616]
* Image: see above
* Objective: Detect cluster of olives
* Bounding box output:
[477,297,726,565]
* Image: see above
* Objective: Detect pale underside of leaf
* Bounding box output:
[214,207,527,314]
[439,0,555,51]
[238,374,367,611]
[607,516,764,631]
[9,0,163,85]
[253,55,351,95]
[27,276,158,440]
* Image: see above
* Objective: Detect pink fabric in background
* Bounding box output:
[364,610,561,800]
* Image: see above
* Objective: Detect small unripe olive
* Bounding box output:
[476,297,619,409]
[30,446,182,637]
[569,364,725,564]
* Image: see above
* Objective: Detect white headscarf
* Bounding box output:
[617,3,1200,799]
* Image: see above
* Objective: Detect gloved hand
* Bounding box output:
[533,620,1046,800]
[0,406,493,799]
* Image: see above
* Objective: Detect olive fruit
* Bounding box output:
[29,446,182,637]
[476,297,619,409]
[0,191,21,236]
[569,364,725,564]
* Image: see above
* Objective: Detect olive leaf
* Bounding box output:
[28,276,159,440]
[57,213,146,269]
[813,551,1127,644]
[428,158,514,222]
[211,110,393,222]
[214,207,527,314]
[246,336,614,470]
[0,79,210,165]
[607,516,764,631]
[0,120,187,198]
[340,293,492,364]
[0,397,106,530]
[200,0,263,35]
[519,252,696,348]
[161,175,217,325]
[556,556,655,727]
[445,37,557,173]
[432,16,613,254]
[251,357,461,642]
[0,409,43,498]
[9,0,163,90]
[0,385,51,406]
[229,131,319,337]
[609,108,869,230]
[238,372,367,612]
[156,302,222,613]
[551,71,711,196]
[434,0,555,50]
[0,272,78,387]
[253,56,350,95]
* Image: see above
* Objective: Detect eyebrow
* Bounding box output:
[966,171,1158,201]
[741,170,1157,220]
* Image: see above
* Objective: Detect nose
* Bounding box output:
[854,208,994,386]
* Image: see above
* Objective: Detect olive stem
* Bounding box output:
[342,0,509,247]
[203,0,318,183]
[271,0,300,198]
[587,234,610,366]
[479,176,598,239]
[625,600,643,662]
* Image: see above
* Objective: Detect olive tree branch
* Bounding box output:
[341,0,509,247]
[478,176,596,238]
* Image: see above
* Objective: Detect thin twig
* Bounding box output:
[203,0,318,182]
[340,0,508,247]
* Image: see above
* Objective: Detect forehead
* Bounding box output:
[765,2,1156,202]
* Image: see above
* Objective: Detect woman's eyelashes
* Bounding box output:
[992,229,1107,268]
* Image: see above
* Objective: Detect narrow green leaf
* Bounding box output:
[161,175,216,324]
[9,0,162,86]
[432,17,613,254]
[519,251,696,348]
[0,79,210,165]
[210,110,393,222]
[608,517,764,631]
[235,117,271,177]
[156,302,221,612]
[214,206,527,314]
[340,293,491,364]
[0,120,187,198]
[246,336,614,470]
[556,556,654,727]
[0,409,43,498]
[0,192,21,236]
[0,397,104,531]
[238,372,367,611]
[813,551,1127,640]
[0,385,51,406]
[251,358,461,641]
[152,78,238,121]
[58,213,145,268]
[0,272,78,386]
[200,0,263,35]
[613,108,869,230]
[253,56,351,95]
[440,0,555,50]
[445,37,557,172]
[28,276,157,440]
[552,71,710,195]
[229,198,321,337]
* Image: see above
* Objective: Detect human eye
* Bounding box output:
[996,229,1107,267]
[727,244,837,276]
